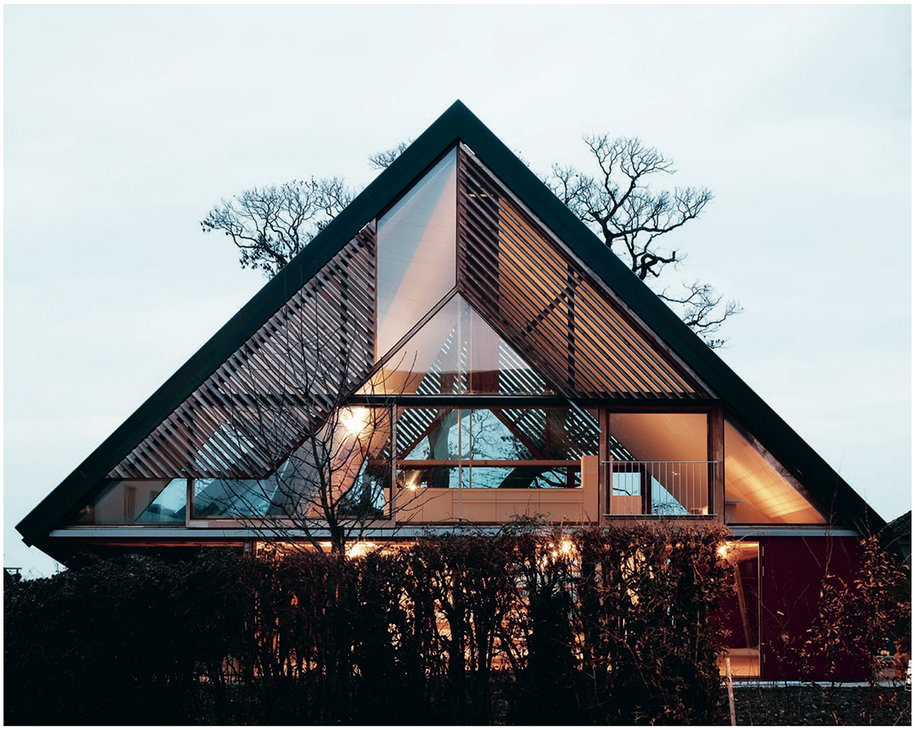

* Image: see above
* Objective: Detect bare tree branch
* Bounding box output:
[544,135,739,347]
[659,281,744,350]
[196,316,430,555]
[200,178,354,278]
[368,140,412,171]
[204,133,742,347]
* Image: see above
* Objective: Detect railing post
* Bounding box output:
[709,408,725,519]
[580,455,600,522]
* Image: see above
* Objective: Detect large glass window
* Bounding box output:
[396,406,598,490]
[364,294,552,396]
[75,479,188,524]
[606,412,710,515]
[193,477,281,518]
[192,406,393,521]
[724,421,825,524]
[376,149,457,359]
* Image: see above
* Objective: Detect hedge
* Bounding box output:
[6,523,733,725]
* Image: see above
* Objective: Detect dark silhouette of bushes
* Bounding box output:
[6,523,734,725]
[4,549,245,725]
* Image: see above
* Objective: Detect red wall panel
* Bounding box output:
[759,536,867,681]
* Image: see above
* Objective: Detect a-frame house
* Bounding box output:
[16,101,887,680]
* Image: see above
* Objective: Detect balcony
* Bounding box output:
[393,460,599,525]
[606,460,716,517]
[390,457,716,525]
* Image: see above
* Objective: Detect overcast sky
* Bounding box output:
[5,4,911,578]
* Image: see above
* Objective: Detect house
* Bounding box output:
[16,101,892,680]
[884,510,911,567]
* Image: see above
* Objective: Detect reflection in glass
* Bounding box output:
[610,464,709,516]
[395,406,598,490]
[377,149,457,358]
[75,479,188,524]
[192,407,393,520]
[365,294,552,396]
[193,477,280,518]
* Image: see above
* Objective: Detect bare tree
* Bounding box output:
[191,304,425,556]
[545,135,741,347]
[203,134,740,345]
[200,177,354,278]
[368,140,412,171]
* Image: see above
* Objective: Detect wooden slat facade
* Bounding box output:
[109,226,376,479]
[108,144,711,482]
[457,146,711,400]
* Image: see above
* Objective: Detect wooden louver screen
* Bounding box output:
[109,227,376,479]
[457,147,709,399]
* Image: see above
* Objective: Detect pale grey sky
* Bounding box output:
[4,4,911,577]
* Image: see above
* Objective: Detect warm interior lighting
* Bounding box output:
[341,407,369,437]
[346,541,377,559]
[543,537,577,564]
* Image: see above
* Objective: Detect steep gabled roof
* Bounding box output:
[17,100,885,548]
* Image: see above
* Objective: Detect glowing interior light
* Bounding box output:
[346,541,376,559]
[341,407,369,436]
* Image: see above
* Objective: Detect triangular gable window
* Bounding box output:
[362,293,554,396]
[724,421,826,524]
[74,478,188,524]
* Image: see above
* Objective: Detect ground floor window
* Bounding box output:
[717,541,761,678]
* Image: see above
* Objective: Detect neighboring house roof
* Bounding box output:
[886,510,912,537]
[16,100,886,553]
[884,510,912,565]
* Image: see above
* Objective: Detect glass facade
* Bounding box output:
[61,147,828,533]
[364,294,552,396]
[193,478,281,518]
[396,406,598,491]
[76,479,188,524]
[724,421,825,524]
[607,413,710,515]
[68,412,826,526]
[376,149,457,359]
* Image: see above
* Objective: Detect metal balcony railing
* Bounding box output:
[605,461,716,516]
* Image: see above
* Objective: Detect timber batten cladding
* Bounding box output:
[457,146,709,400]
[112,144,709,485]
[15,101,901,685]
[109,226,376,481]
